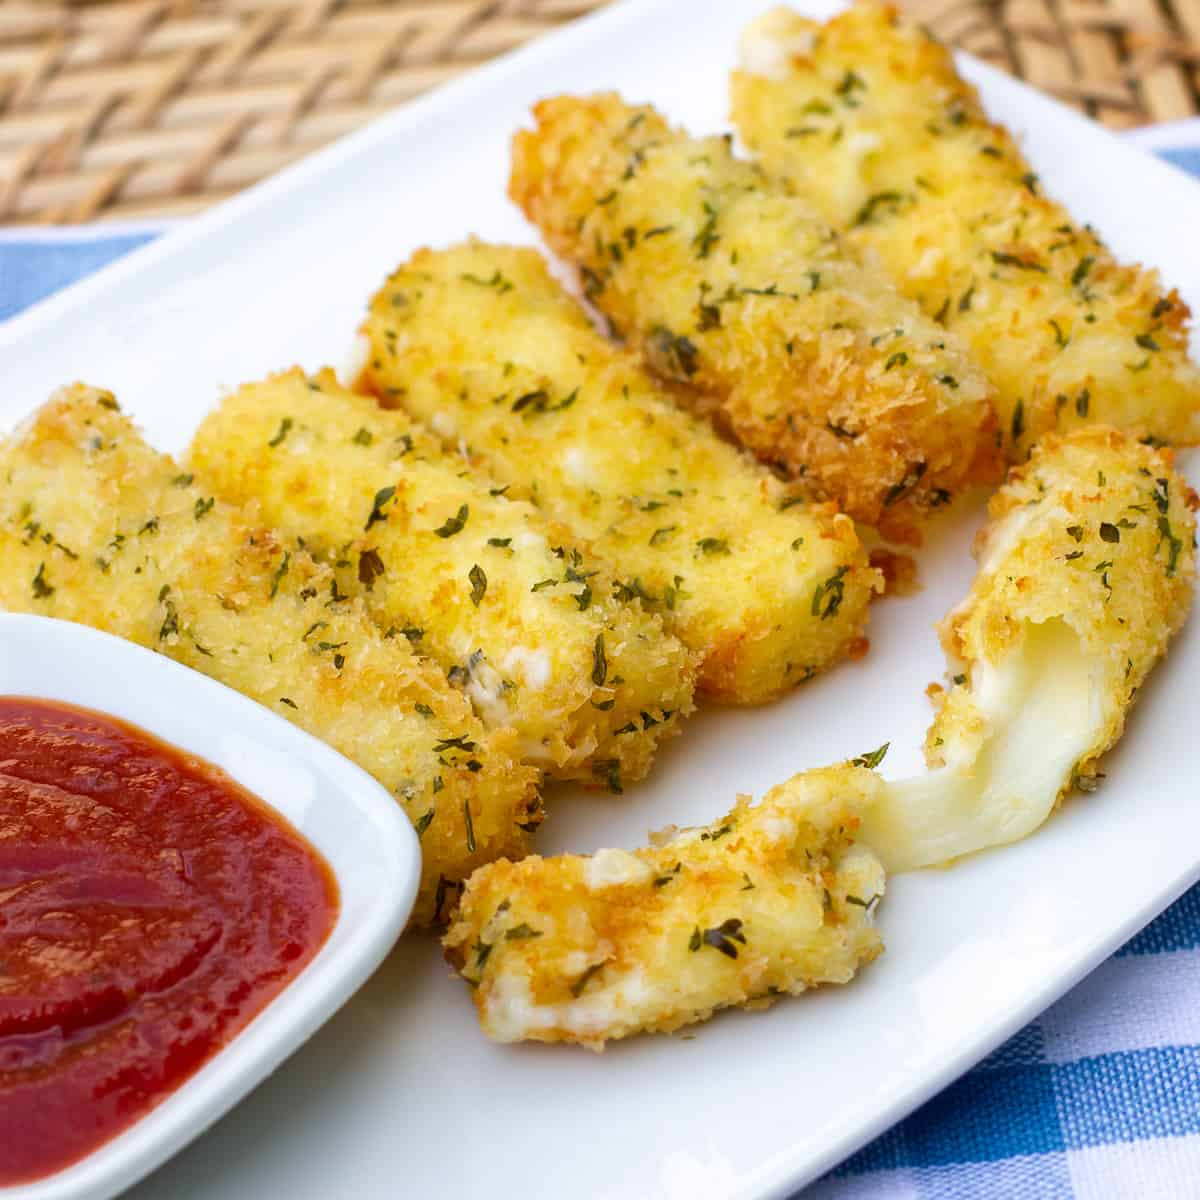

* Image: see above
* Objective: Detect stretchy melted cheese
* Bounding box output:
[732,4,1200,457]
[0,387,542,927]
[509,92,1000,540]
[361,241,878,704]
[863,428,1198,868]
[189,370,696,789]
[446,429,1195,1046]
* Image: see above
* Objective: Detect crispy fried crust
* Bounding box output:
[0,387,542,927]
[187,369,696,792]
[444,767,885,1049]
[929,426,1198,776]
[509,92,1000,540]
[361,241,879,704]
[732,4,1200,457]
[189,369,695,788]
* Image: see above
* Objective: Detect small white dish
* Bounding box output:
[0,613,420,1200]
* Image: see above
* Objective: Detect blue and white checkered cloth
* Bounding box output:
[3,125,1200,1200]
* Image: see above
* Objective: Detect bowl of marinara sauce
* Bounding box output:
[0,615,419,1200]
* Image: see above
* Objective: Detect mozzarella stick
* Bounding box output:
[862,428,1198,869]
[731,4,1200,456]
[444,766,885,1049]
[509,92,999,541]
[361,241,879,704]
[189,369,696,788]
[445,430,1196,1045]
[0,386,542,928]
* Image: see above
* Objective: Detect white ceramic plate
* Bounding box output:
[0,615,419,1200]
[3,2,1199,1196]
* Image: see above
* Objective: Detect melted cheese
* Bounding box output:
[862,619,1095,870]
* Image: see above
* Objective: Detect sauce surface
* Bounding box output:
[0,697,338,1185]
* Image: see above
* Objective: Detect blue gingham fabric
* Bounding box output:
[2,128,1199,1200]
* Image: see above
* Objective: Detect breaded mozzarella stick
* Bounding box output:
[732,4,1200,456]
[862,428,1198,868]
[361,241,879,704]
[0,387,542,927]
[509,92,999,540]
[189,370,696,789]
[444,766,885,1049]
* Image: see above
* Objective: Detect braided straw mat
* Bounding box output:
[0,0,1195,225]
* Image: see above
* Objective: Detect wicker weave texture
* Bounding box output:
[0,0,1194,225]
[907,0,1200,130]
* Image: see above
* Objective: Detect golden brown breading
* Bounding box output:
[936,426,1197,770]
[189,369,696,789]
[861,427,1198,868]
[444,766,885,1049]
[731,4,1200,457]
[360,241,880,704]
[444,430,1196,1046]
[509,92,1000,541]
[0,386,542,927]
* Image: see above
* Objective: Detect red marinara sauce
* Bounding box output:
[0,697,338,1185]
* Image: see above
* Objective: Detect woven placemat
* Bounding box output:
[0,0,1195,226]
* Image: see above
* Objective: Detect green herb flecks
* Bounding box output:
[268,417,293,447]
[158,599,179,641]
[270,550,291,598]
[463,799,476,852]
[690,918,746,960]
[357,547,385,589]
[505,923,542,941]
[1157,516,1183,576]
[651,327,699,379]
[884,462,927,507]
[853,191,903,227]
[461,269,513,293]
[365,485,396,530]
[591,634,608,686]
[468,564,487,606]
[851,742,889,769]
[693,200,720,259]
[31,562,53,599]
[570,962,605,997]
[812,566,849,620]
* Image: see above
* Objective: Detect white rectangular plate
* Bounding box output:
[4,2,1200,1197]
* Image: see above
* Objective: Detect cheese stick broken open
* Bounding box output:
[731,4,1200,457]
[0,387,542,928]
[189,369,696,790]
[360,241,879,705]
[446,428,1195,1046]
[444,766,886,1049]
[509,92,999,540]
[861,427,1197,869]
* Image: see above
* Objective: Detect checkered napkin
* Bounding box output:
[3,127,1199,1200]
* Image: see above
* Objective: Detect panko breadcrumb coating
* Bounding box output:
[444,766,885,1049]
[444,431,1196,1047]
[0,386,542,927]
[189,369,695,789]
[862,427,1198,868]
[509,92,1000,540]
[732,4,1200,457]
[360,241,879,704]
